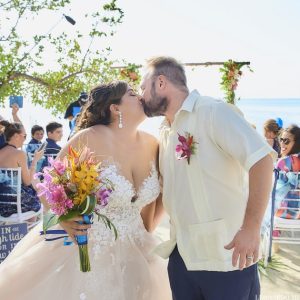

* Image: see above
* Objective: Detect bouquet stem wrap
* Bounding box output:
[76,214,93,272]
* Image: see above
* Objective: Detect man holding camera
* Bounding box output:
[64,91,88,130]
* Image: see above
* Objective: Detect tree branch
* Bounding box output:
[80,20,101,71]
[59,69,101,83]
[1,4,28,42]
[0,0,14,8]
[9,72,50,87]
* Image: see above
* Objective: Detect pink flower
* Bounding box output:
[228,70,235,78]
[175,132,197,164]
[96,188,112,207]
[48,157,67,176]
[48,185,74,216]
[232,82,238,90]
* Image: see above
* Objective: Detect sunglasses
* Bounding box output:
[279,138,292,145]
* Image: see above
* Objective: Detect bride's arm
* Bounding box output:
[141,193,165,232]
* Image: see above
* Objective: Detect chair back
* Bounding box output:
[0,167,42,228]
[27,150,58,172]
[267,169,300,262]
[0,168,22,219]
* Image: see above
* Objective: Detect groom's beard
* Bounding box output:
[141,86,169,117]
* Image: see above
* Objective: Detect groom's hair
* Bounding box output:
[146,56,187,89]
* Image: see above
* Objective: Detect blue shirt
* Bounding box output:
[26,138,41,153]
[45,138,61,155]
[0,135,5,148]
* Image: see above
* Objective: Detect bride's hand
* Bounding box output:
[60,216,91,244]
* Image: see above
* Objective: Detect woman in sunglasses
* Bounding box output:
[275,124,300,220]
[0,121,44,218]
[278,125,300,162]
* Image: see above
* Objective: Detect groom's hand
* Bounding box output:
[224,227,260,270]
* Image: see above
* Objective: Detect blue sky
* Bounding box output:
[106,0,300,98]
[6,0,300,98]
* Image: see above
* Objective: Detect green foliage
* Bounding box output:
[258,255,287,276]
[219,60,252,105]
[0,0,131,114]
[119,63,142,90]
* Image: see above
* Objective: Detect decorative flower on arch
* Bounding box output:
[119,63,141,89]
[220,60,252,105]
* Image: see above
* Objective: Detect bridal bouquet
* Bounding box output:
[36,145,117,272]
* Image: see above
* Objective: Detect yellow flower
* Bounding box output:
[52,177,59,184]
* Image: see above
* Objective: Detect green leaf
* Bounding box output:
[95,212,118,240]
[79,195,97,215]
[43,212,59,233]
[58,210,80,222]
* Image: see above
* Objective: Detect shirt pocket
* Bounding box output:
[188,219,231,262]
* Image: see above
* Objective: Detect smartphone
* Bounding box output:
[37,141,48,152]
[9,96,23,108]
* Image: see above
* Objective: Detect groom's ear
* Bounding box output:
[157,75,167,90]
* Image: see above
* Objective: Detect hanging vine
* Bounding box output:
[219,60,252,105]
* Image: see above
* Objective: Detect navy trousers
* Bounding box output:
[168,246,260,300]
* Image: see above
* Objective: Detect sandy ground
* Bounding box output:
[155,215,300,300]
[260,244,300,299]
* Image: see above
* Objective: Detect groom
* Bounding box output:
[140,56,276,300]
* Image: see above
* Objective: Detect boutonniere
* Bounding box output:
[175,132,198,164]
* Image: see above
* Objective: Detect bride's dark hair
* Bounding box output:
[76,81,128,130]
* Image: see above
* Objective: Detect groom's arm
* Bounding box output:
[141,193,165,232]
[224,155,273,270]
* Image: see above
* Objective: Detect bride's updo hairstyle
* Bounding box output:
[76,81,128,130]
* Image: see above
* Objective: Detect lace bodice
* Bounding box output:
[89,161,160,256]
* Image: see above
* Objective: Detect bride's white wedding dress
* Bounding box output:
[0,162,171,300]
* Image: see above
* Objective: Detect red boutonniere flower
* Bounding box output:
[175,132,198,164]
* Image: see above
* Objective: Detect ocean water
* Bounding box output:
[1,98,300,143]
[236,98,300,136]
[140,98,300,138]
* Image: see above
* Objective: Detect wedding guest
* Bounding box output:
[44,122,63,155]
[275,124,300,220]
[278,124,300,159]
[26,125,44,153]
[64,91,88,129]
[0,121,44,218]
[39,122,63,171]
[0,104,23,148]
[0,115,5,147]
[264,118,282,156]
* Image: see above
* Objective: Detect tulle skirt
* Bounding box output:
[0,223,171,300]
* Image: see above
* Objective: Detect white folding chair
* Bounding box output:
[27,150,58,172]
[267,170,300,261]
[0,168,42,229]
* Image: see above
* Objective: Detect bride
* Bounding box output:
[0,81,171,300]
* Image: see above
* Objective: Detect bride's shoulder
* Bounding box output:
[138,131,158,146]
[76,125,110,138]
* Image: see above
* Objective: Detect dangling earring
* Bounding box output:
[118,111,123,129]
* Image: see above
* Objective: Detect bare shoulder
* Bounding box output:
[15,149,27,165]
[138,131,158,148]
[69,125,110,144]
[16,149,26,159]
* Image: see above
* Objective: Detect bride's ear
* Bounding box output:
[110,104,120,118]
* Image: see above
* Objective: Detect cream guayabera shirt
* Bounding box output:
[155,90,277,272]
